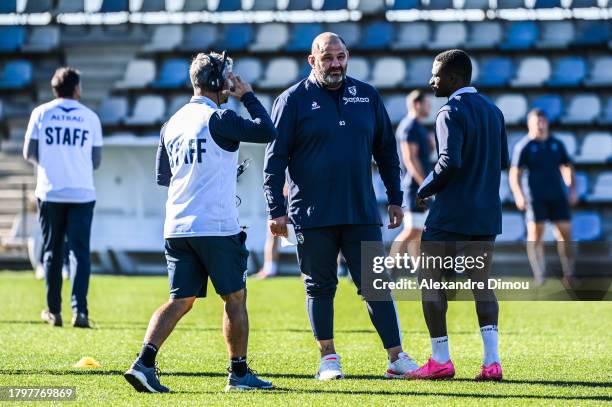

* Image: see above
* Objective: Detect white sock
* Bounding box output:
[480,325,500,365]
[431,336,450,363]
[263,261,277,276]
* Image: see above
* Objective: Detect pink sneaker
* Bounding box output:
[475,362,502,381]
[406,358,455,380]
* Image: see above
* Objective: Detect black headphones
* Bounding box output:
[205,51,228,92]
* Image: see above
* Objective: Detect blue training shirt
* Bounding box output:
[263,74,402,230]
[511,135,571,202]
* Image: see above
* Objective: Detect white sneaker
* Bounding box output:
[384,352,419,378]
[315,354,344,380]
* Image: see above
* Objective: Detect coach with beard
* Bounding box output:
[263,32,419,380]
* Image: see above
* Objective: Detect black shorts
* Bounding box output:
[165,232,249,299]
[526,198,571,223]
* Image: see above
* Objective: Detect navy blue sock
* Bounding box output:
[138,343,158,368]
[307,297,334,341]
[230,356,247,377]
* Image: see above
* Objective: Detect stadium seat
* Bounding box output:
[385,94,407,125]
[574,132,612,163]
[98,97,128,126]
[598,97,612,125]
[499,171,512,203]
[217,24,253,51]
[124,95,166,126]
[346,56,369,82]
[425,0,454,9]
[286,23,323,52]
[151,59,190,88]
[465,21,502,49]
[371,57,406,88]
[142,25,183,52]
[572,212,602,241]
[213,0,241,11]
[249,0,278,10]
[536,21,574,49]
[387,0,419,9]
[0,26,25,52]
[115,59,155,89]
[134,0,165,11]
[0,0,16,13]
[510,57,551,87]
[166,95,189,119]
[404,57,433,87]
[21,26,59,52]
[332,22,360,48]
[555,132,577,157]
[99,0,128,12]
[474,57,513,87]
[179,24,217,51]
[533,0,562,7]
[358,21,393,50]
[299,60,312,79]
[560,94,601,124]
[56,0,84,12]
[423,97,447,125]
[0,60,32,89]
[354,0,385,13]
[547,56,586,87]
[258,58,299,89]
[585,56,612,87]
[531,94,563,122]
[463,0,490,8]
[496,94,528,125]
[570,0,599,6]
[320,0,348,9]
[496,0,525,7]
[233,57,263,84]
[255,93,273,113]
[500,21,539,50]
[427,22,467,50]
[574,171,589,201]
[286,0,311,9]
[498,213,525,242]
[572,20,610,46]
[23,0,52,12]
[175,0,207,11]
[588,172,612,202]
[392,22,431,50]
[507,132,525,156]
[470,57,479,82]
[250,24,289,52]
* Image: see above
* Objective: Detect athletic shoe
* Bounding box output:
[40,310,62,327]
[225,367,273,392]
[72,312,91,328]
[475,362,502,381]
[315,354,344,380]
[406,357,455,380]
[384,352,419,378]
[124,359,170,393]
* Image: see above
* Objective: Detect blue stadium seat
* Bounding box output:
[474,57,514,87]
[321,0,347,10]
[599,97,612,125]
[217,24,253,51]
[22,26,60,52]
[465,21,502,49]
[574,171,589,201]
[385,94,407,125]
[531,95,563,122]
[23,0,53,12]
[233,57,263,84]
[500,21,538,50]
[99,0,128,12]
[573,21,610,46]
[534,0,562,7]
[137,0,165,11]
[98,97,128,126]
[214,0,241,11]
[332,22,360,48]
[358,21,393,50]
[588,172,612,202]
[0,26,25,52]
[250,0,277,10]
[176,0,206,11]
[388,0,420,9]
[151,59,190,88]
[286,23,323,51]
[300,60,312,79]
[560,93,600,124]
[0,0,16,13]
[556,132,578,157]
[287,0,311,10]
[404,57,433,87]
[425,0,454,9]
[498,213,525,242]
[346,56,369,81]
[392,22,430,50]
[570,0,599,7]
[427,22,467,50]
[355,0,385,13]
[0,60,32,89]
[537,21,574,49]
[496,94,527,124]
[463,0,490,8]
[572,212,602,241]
[56,0,85,12]
[575,132,612,163]
[547,56,586,87]
[511,57,551,87]
[585,56,612,87]
[496,0,524,8]
[179,24,217,51]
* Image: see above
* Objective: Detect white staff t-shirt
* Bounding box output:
[25,98,103,203]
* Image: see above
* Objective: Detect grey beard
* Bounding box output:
[314,69,345,88]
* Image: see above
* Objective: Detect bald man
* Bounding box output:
[263,33,418,380]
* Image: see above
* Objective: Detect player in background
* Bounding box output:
[390,90,433,261]
[264,32,419,380]
[255,183,288,279]
[124,52,276,393]
[413,50,508,381]
[23,67,102,329]
[509,109,577,286]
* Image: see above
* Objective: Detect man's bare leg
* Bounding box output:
[526,222,546,285]
[554,221,575,279]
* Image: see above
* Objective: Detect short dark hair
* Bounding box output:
[407,89,427,107]
[434,49,472,84]
[528,108,548,120]
[51,67,80,98]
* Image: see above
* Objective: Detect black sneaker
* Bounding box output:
[124,359,170,393]
[225,367,273,392]
[72,312,92,328]
[41,310,62,327]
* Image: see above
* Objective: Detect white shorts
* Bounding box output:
[403,211,428,229]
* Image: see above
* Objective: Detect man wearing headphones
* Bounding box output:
[124,52,276,393]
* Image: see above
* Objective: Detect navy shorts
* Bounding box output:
[165,232,249,299]
[526,198,571,223]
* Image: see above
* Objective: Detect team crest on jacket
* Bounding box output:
[348,86,357,96]
[296,232,304,244]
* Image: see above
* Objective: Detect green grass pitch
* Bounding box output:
[0,271,610,406]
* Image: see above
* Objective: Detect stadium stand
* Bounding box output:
[0,61,32,89]
[179,24,218,52]
[465,21,502,49]
[500,21,539,50]
[547,56,587,87]
[496,94,528,125]
[392,22,431,50]
[142,25,183,52]
[359,21,393,50]
[370,57,405,88]
[600,97,612,125]
[258,58,299,88]
[151,59,190,88]
[233,57,263,84]
[217,24,253,51]
[0,26,25,52]
[331,22,360,48]
[589,172,612,202]
[0,0,17,14]
[56,0,85,13]
[124,95,166,126]
[427,22,467,50]
[585,56,612,86]
[511,57,551,87]
[537,20,574,49]
[250,24,290,52]
[572,212,603,241]
[98,96,128,126]
[560,93,601,124]
[115,59,156,89]
[531,94,563,123]
[474,57,513,87]
[21,26,60,53]
[575,132,612,164]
